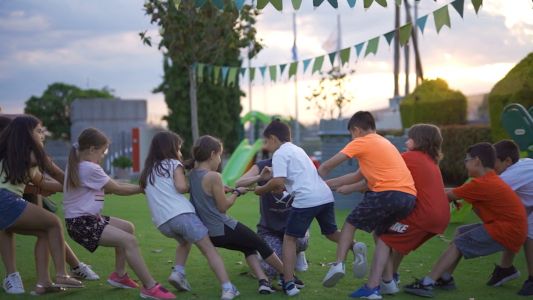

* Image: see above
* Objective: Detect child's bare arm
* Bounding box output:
[255,177,285,195]
[173,165,189,193]
[318,153,350,178]
[31,169,62,193]
[235,165,261,187]
[326,170,364,189]
[208,172,245,213]
[104,179,142,195]
[335,180,367,195]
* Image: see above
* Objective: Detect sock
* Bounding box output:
[421,276,435,286]
[221,282,233,290]
[72,265,80,270]
[440,272,452,281]
[173,265,185,275]
[382,279,392,284]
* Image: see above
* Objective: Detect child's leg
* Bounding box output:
[107,217,135,276]
[282,235,297,282]
[98,222,156,289]
[0,231,17,274]
[258,230,283,277]
[526,238,533,277]
[175,242,191,269]
[428,243,462,281]
[65,242,81,268]
[367,238,391,288]
[194,236,230,284]
[334,223,356,263]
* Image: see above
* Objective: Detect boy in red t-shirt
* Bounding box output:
[404,142,527,298]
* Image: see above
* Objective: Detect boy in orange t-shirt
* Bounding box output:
[404,142,527,298]
[318,111,417,298]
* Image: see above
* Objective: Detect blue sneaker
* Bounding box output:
[349,284,382,299]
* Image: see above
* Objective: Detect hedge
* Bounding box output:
[400,78,467,128]
[488,52,533,141]
[439,125,492,185]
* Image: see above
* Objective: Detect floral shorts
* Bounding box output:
[65,215,110,252]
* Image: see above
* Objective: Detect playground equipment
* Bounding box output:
[501,103,533,158]
[221,111,276,186]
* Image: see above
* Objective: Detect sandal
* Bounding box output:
[30,283,65,296]
[55,275,84,288]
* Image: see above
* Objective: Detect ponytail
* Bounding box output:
[66,144,81,190]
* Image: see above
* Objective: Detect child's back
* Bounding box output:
[272,142,333,208]
[340,133,415,195]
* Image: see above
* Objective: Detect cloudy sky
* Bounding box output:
[0,0,532,125]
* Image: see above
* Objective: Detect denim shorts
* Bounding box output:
[158,213,209,244]
[346,190,416,236]
[285,202,338,238]
[453,223,505,259]
[0,189,28,230]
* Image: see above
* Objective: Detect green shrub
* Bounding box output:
[439,125,492,185]
[488,52,533,141]
[112,156,133,169]
[400,78,467,128]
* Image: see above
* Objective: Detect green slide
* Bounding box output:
[501,103,533,158]
[221,138,264,186]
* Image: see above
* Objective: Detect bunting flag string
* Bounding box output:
[196,0,483,86]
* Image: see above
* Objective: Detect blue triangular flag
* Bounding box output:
[451,0,465,18]
[347,0,357,7]
[303,59,312,73]
[279,63,287,76]
[328,52,337,67]
[221,66,229,81]
[327,0,339,8]
[416,15,428,33]
[384,30,395,45]
[211,0,224,9]
[240,68,246,77]
[313,0,325,7]
[235,0,245,10]
[259,66,267,79]
[195,0,207,7]
[354,42,365,57]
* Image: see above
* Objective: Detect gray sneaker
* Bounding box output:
[352,242,367,278]
[168,269,192,291]
[322,262,345,287]
[221,285,240,300]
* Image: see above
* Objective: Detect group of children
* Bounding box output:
[0,111,531,299]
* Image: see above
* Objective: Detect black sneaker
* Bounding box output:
[434,277,456,290]
[518,279,533,296]
[258,279,275,294]
[404,279,434,298]
[486,265,521,287]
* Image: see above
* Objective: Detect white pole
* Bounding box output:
[292,12,300,145]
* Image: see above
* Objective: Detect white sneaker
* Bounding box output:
[380,279,400,294]
[71,262,100,281]
[221,285,240,300]
[168,269,192,291]
[295,252,309,272]
[3,272,25,294]
[322,262,345,287]
[352,242,367,278]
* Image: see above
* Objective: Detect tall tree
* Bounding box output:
[143,0,262,152]
[24,82,114,140]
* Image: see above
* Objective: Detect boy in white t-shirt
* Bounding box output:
[255,120,344,296]
[488,140,533,296]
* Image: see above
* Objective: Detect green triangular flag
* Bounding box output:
[433,5,451,33]
[355,42,365,57]
[279,64,287,76]
[312,56,324,74]
[291,0,303,9]
[211,0,224,9]
[269,65,277,82]
[227,67,238,86]
[213,66,221,84]
[249,67,256,82]
[257,0,269,9]
[313,0,325,7]
[363,0,373,9]
[399,23,412,47]
[197,63,204,83]
[173,0,181,10]
[328,52,337,67]
[384,30,395,45]
[327,0,339,8]
[270,0,283,11]
[451,0,464,18]
[364,37,379,57]
[472,0,482,14]
[375,0,387,7]
[395,0,401,6]
[340,47,351,66]
[288,62,298,79]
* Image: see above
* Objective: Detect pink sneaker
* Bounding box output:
[107,272,139,289]
[140,283,176,299]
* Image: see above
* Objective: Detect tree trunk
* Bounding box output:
[188,64,199,142]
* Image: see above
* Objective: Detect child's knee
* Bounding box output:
[124,221,135,234]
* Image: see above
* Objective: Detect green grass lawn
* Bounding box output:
[3,193,528,299]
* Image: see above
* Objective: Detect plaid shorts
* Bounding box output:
[65,215,110,252]
[346,190,416,236]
